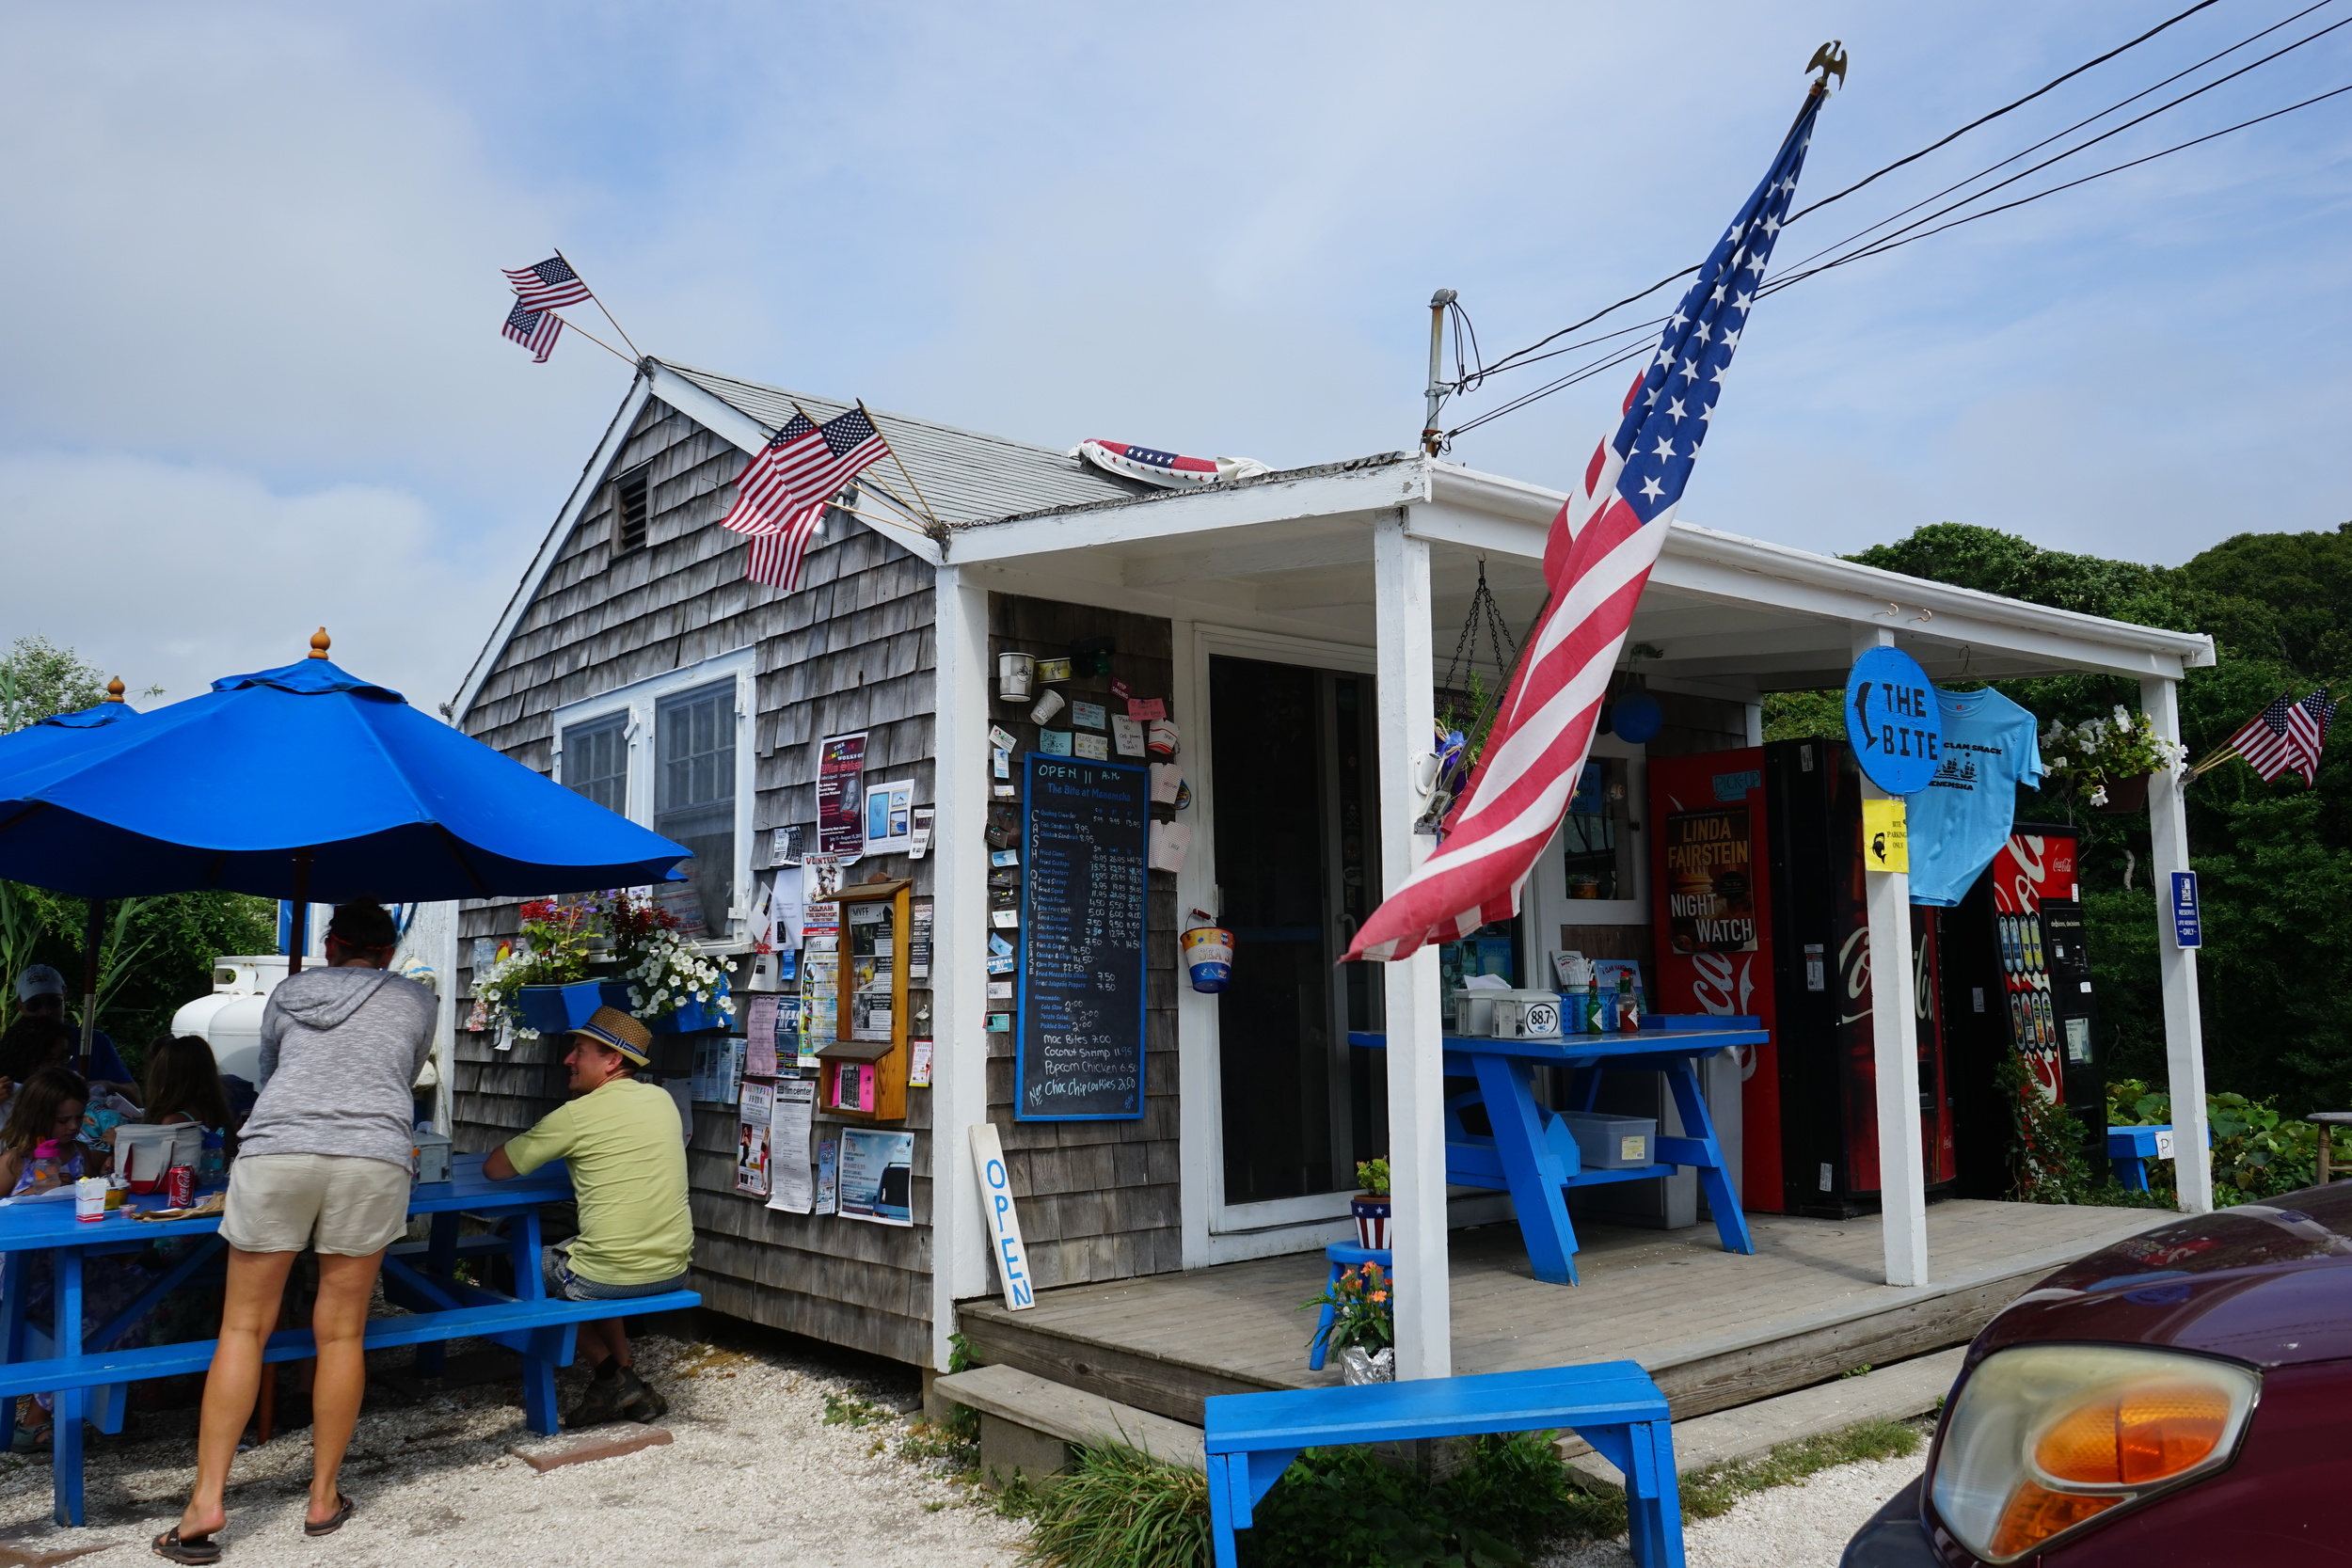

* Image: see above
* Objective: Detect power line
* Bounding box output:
[1463,0,2237,387]
[1788,0,2229,221]
[1444,70,2352,439]
[1767,0,2341,291]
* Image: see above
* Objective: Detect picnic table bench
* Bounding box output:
[1349,1017,1767,1285]
[1204,1360,1684,1568]
[0,1151,698,1526]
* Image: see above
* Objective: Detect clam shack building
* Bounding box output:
[441,356,2216,1417]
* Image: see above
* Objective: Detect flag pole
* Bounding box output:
[859,401,946,536]
[554,248,643,360]
[548,312,638,367]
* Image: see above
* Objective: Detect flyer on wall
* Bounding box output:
[815,734,867,864]
[864,778,914,855]
[836,1127,915,1227]
[814,1138,840,1216]
[735,1081,773,1197]
[766,1079,817,1213]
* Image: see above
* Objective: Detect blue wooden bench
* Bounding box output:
[1203,1361,1683,1568]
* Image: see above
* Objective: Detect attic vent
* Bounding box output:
[614,467,650,553]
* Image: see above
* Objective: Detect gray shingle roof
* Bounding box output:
[654,359,1154,527]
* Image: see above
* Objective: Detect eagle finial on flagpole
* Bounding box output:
[1807,40,1848,92]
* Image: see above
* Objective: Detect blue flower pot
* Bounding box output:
[513,980,604,1036]
[650,975,731,1035]
[598,979,636,1013]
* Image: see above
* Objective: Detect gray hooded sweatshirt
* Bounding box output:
[238,966,436,1172]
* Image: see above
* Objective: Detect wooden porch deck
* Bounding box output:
[957,1200,2170,1425]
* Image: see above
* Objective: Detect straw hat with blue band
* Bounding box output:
[574,1005,652,1065]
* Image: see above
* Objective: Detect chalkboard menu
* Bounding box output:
[1016,752,1149,1120]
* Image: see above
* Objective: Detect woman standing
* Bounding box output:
[157,903,433,1563]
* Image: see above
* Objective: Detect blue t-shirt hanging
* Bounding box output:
[1905,688,2044,908]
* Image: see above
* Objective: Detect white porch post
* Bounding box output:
[1375,511,1451,1380]
[1853,626,1928,1287]
[2139,674,2213,1213]
[930,563,995,1368]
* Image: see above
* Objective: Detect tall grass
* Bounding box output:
[1021,1441,1212,1568]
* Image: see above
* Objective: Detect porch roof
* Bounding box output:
[945,453,2217,689]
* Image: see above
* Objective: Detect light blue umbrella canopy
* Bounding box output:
[0,650,687,902]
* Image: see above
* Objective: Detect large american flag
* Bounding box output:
[504,256,592,311]
[1346,93,1826,963]
[501,300,562,363]
[730,406,892,593]
[2222,687,2335,785]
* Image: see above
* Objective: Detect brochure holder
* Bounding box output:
[820,878,911,1124]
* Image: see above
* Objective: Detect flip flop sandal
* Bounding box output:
[303,1496,355,1537]
[152,1528,222,1564]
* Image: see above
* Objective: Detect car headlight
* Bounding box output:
[1931,1344,2260,1563]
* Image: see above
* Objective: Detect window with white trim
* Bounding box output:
[548,647,755,946]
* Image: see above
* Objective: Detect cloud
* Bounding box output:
[0,452,519,706]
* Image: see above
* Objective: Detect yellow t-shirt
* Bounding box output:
[503,1078,692,1287]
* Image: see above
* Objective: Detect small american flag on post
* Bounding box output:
[504,256,592,311]
[1345,89,1826,963]
[720,413,825,537]
[2220,688,2335,785]
[501,301,562,363]
[734,406,893,594]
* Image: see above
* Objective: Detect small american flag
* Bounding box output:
[1346,90,1825,962]
[734,406,893,593]
[501,301,562,363]
[720,413,824,537]
[2222,687,2335,785]
[504,256,592,311]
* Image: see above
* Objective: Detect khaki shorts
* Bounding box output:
[220,1153,411,1257]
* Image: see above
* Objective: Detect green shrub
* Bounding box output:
[2106,1078,2322,1198]
[1022,1441,1211,1568]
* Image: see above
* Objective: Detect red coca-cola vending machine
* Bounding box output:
[1651,740,1957,1217]
[1942,824,2101,1198]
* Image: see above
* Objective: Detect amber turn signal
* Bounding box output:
[2033,1379,2233,1486]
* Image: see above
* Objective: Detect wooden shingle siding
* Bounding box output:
[453,391,940,1369]
[984,594,1184,1288]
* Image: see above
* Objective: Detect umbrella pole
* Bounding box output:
[78,899,103,1078]
[286,849,313,975]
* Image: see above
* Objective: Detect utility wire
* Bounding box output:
[1759,77,2352,293]
[1767,0,2340,289]
[1446,70,2352,437]
[1765,9,2352,291]
[1462,0,2262,388]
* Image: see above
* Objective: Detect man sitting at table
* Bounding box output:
[486,1006,691,1427]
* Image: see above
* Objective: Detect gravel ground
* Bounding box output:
[1538,1452,1924,1568]
[0,1335,1028,1568]
[0,1331,1923,1568]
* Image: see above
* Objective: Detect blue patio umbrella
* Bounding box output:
[0,638,688,904]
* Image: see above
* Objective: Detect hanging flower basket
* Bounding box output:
[650,976,732,1035]
[513,980,606,1036]
[2092,771,2151,816]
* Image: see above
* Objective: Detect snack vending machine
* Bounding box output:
[1650,741,1957,1218]
[1941,824,2102,1198]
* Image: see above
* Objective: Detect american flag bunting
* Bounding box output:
[1346,91,1826,962]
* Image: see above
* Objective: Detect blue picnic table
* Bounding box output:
[0,1151,699,1526]
[1348,1017,1768,1286]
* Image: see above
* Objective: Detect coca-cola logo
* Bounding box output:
[1838,927,1871,1025]
[1685,950,1754,1017]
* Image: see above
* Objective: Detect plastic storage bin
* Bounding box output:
[1554,1110,1658,1169]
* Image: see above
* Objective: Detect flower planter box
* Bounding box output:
[2093,772,2151,815]
[598,979,636,1013]
[1349,1195,1391,1251]
[513,980,604,1036]
[649,976,732,1035]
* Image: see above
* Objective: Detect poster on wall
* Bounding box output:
[816,733,867,864]
[1661,808,1759,954]
[766,1079,816,1213]
[735,1081,773,1197]
[863,778,914,855]
[837,1127,915,1227]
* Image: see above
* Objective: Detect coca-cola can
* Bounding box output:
[166,1164,195,1208]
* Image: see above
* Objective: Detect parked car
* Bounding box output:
[1844,1180,2352,1566]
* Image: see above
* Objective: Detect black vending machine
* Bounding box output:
[1941,822,2104,1198]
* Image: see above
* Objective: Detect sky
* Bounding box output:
[3,1,2348,708]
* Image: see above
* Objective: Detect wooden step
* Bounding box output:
[932,1363,1205,1483]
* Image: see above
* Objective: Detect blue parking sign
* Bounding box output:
[2170,871,2201,948]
